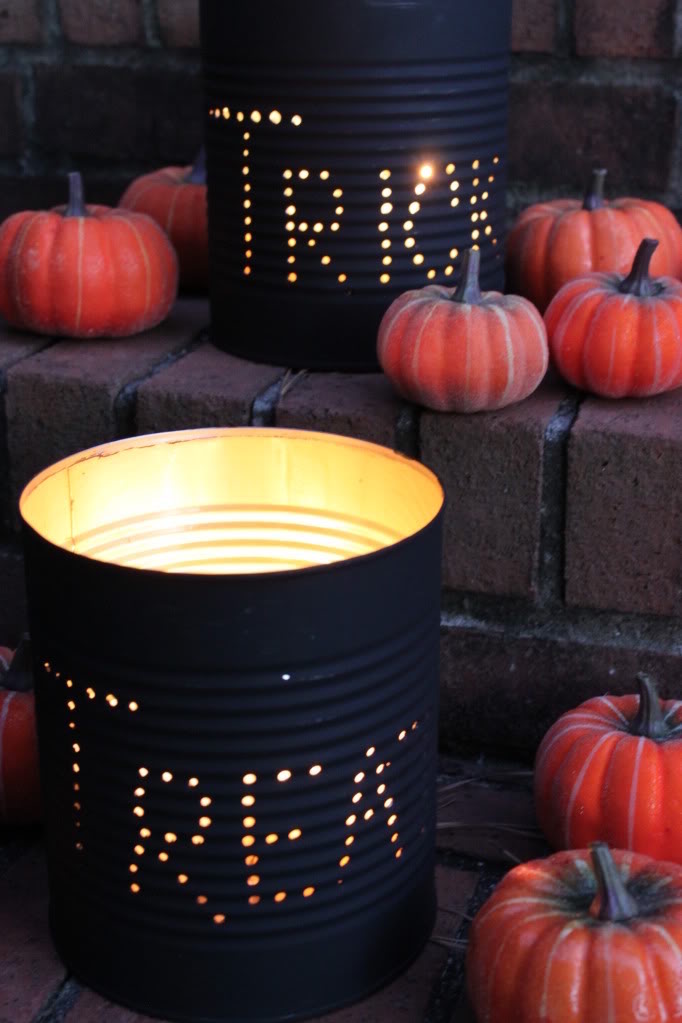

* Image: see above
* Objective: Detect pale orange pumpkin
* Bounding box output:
[377,249,548,412]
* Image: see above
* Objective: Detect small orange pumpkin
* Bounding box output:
[534,673,682,862]
[119,148,208,292]
[467,843,682,1023]
[506,168,682,312]
[377,249,548,413]
[0,172,178,338]
[0,643,41,827]
[545,237,682,398]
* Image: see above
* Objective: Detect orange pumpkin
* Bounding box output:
[377,249,548,413]
[119,148,208,292]
[467,843,682,1023]
[0,645,41,827]
[534,674,682,862]
[506,168,682,312]
[0,172,178,338]
[545,237,682,398]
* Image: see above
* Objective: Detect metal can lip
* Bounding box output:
[19,426,444,579]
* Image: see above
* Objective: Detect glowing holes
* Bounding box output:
[482,191,489,201]
[345,815,357,827]
[382,256,392,266]
[303,887,315,898]
[297,222,308,232]
[419,163,433,179]
[354,772,365,784]
[285,221,295,232]
[380,202,393,215]
[298,169,309,180]
[387,814,398,827]
[130,883,141,894]
[473,177,480,187]
[408,201,420,215]
[72,764,82,776]
[242,167,249,177]
[313,222,323,233]
[381,239,391,249]
[405,238,416,249]
[451,198,459,208]
[158,851,169,862]
[339,856,350,868]
[446,162,456,174]
[450,181,460,192]
[134,844,145,855]
[283,170,293,180]
[473,159,480,169]
[384,797,394,809]
[391,833,399,844]
[352,793,363,804]
[331,223,340,232]
[288,272,298,283]
[337,273,347,284]
[161,771,173,783]
[129,701,138,712]
[66,679,73,688]
[284,187,293,197]
[285,204,296,216]
[445,265,454,276]
[248,895,261,905]
[376,763,385,775]
[377,783,386,795]
[242,835,256,848]
[380,273,390,284]
[471,213,479,223]
[192,835,205,846]
[164,833,178,845]
[480,211,488,220]
[470,196,478,205]
[236,112,244,122]
[199,816,212,829]
[379,169,391,180]
[265,834,279,845]
[86,687,95,699]
[197,895,208,905]
[335,206,344,216]
[288,828,302,841]
[366,746,376,758]
[345,836,355,847]
[72,743,80,754]
[471,230,480,241]
[140,827,151,838]
[378,222,389,232]
[333,187,343,198]
[200,797,212,808]
[413,254,425,266]
[274,891,287,904]
[243,773,257,785]
[449,248,459,260]
[134,787,145,798]
[485,226,492,236]
[250,110,261,123]
[177,874,189,885]
[415,183,426,196]
[189,777,199,788]
[67,701,76,711]
[245,854,259,866]
[269,110,282,124]
[320,170,330,180]
[247,875,260,887]
[291,114,302,126]
[213,914,226,925]
[309,764,322,776]
[395,848,404,859]
[364,809,374,821]
[243,816,256,828]
[277,769,292,783]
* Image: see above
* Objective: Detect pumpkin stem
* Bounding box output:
[589,843,639,923]
[582,168,607,211]
[451,249,483,305]
[64,171,89,218]
[184,146,206,185]
[631,672,668,739]
[618,239,660,298]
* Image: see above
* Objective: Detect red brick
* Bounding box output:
[6,299,206,514]
[157,0,200,47]
[0,0,41,42]
[0,847,66,1023]
[34,67,202,166]
[566,391,682,617]
[511,0,557,53]
[136,341,282,433]
[509,81,676,195]
[276,372,404,448]
[439,617,682,758]
[575,0,674,58]
[0,73,23,157]
[59,0,144,45]
[419,380,568,598]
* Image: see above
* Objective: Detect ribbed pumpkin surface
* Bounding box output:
[119,161,208,292]
[377,251,548,413]
[0,175,178,338]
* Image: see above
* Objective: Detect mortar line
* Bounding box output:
[249,371,289,427]
[394,401,420,458]
[31,976,81,1023]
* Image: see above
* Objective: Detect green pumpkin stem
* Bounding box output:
[631,671,668,739]
[582,168,607,211]
[184,146,206,185]
[589,843,639,923]
[618,239,660,298]
[452,249,483,305]
[64,171,89,218]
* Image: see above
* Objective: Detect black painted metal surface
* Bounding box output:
[200,0,512,370]
[22,430,444,1023]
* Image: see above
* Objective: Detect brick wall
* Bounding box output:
[2,302,681,762]
[0,0,679,220]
